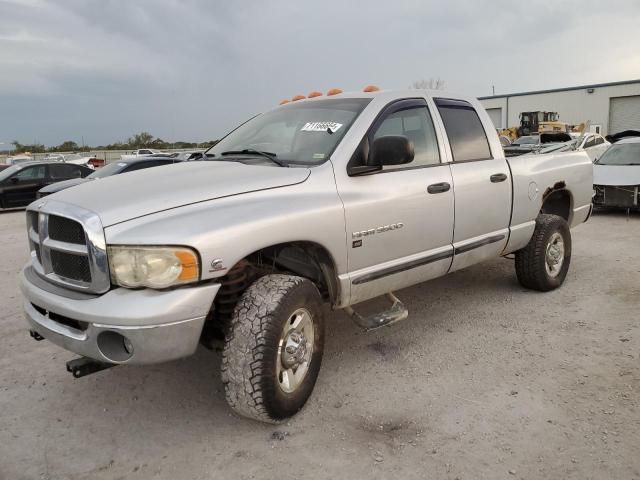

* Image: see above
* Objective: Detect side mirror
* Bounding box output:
[10,177,19,184]
[369,135,414,167]
[347,135,414,176]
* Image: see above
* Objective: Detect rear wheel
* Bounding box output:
[221,274,325,423]
[515,214,571,291]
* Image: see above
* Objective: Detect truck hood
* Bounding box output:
[593,164,640,186]
[43,161,310,226]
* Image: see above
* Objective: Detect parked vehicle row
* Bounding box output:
[0,156,184,208]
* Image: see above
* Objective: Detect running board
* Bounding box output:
[344,293,409,331]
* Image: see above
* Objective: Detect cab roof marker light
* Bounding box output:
[363,85,380,92]
[307,91,323,98]
[291,95,306,101]
[279,99,290,105]
[326,88,343,96]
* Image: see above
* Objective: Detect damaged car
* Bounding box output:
[593,137,640,210]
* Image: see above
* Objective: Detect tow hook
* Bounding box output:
[29,329,45,341]
[66,357,116,378]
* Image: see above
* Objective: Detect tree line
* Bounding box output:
[9,132,218,154]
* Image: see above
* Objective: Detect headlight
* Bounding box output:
[108,246,200,289]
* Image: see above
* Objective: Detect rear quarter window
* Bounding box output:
[435,98,492,162]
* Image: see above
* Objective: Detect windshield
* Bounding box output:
[0,164,22,182]
[206,98,371,165]
[595,143,640,166]
[513,136,538,145]
[87,161,127,178]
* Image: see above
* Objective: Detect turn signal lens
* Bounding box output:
[326,88,343,96]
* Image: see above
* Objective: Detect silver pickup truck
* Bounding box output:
[20,89,593,423]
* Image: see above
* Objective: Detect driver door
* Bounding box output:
[334,98,455,305]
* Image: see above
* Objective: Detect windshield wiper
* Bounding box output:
[220,149,287,167]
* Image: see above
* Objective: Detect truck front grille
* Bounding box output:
[50,250,92,283]
[26,203,110,294]
[48,215,86,244]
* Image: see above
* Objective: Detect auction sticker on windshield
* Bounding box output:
[301,122,343,133]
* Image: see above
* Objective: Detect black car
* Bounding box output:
[0,162,93,209]
[37,157,182,198]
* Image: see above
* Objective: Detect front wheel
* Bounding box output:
[515,214,572,291]
[221,274,325,423]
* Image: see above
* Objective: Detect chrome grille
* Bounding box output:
[26,200,110,293]
[50,250,92,282]
[48,215,86,244]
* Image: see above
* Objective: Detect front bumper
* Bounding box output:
[20,266,221,364]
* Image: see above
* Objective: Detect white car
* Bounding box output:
[593,136,640,210]
[5,155,34,165]
[538,133,610,162]
[120,149,161,161]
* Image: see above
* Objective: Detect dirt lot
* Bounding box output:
[0,210,639,480]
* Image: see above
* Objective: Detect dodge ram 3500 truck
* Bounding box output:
[20,89,593,423]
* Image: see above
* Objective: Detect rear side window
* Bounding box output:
[435,98,492,162]
[49,164,83,179]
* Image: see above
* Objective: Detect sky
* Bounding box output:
[1,0,640,147]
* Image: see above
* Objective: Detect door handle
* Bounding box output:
[427,182,451,194]
[490,173,508,183]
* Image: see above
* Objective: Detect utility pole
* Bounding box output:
[492,85,495,96]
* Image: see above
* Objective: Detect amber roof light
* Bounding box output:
[291,95,306,101]
[308,91,322,98]
[326,88,343,96]
[363,85,380,92]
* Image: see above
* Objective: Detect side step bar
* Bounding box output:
[344,293,409,331]
[66,357,116,378]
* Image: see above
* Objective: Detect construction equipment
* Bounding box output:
[519,111,560,135]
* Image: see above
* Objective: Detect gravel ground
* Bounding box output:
[1,210,639,480]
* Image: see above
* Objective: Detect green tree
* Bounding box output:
[127,132,155,148]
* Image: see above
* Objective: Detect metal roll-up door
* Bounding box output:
[609,95,640,134]
[486,108,502,129]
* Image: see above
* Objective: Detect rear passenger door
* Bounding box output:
[434,98,511,272]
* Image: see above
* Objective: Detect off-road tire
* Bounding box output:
[515,214,571,291]
[221,274,325,423]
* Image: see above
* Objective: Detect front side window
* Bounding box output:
[15,165,46,181]
[594,136,605,145]
[583,136,596,149]
[435,98,492,162]
[371,106,440,168]
[206,98,371,165]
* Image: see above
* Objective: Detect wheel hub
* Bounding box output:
[545,232,565,277]
[276,308,314,393]
[282,330,309,369]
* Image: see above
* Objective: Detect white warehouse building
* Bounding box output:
[479,79,640,136]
